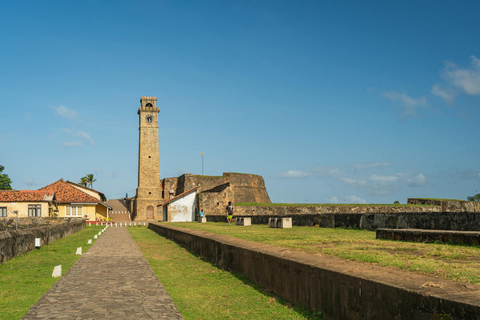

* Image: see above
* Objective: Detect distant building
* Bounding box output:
[39,179,111,221]
[0,190,57,218]
[159,188,197,222]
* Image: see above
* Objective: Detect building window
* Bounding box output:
[65,205,83,217]
[28,204,41,217]
[0,207,6,217]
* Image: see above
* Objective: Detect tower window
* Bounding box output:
[149,192,151,195]
[146,103,153,108]
[149,156,151,158]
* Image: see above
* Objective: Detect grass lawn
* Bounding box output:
[167,223,480,285]
[0,226,104,320]
[128,227,324,320]
[236,202,434,207]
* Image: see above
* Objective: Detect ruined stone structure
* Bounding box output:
[133,97,163,220]
[161,172,271,219]
[130,96,271,221]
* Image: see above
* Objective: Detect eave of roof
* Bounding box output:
[0,190,55,202]
[39,179,101,204]
[66,180,107,201]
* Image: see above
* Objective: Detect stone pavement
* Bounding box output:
[22,227,183,319]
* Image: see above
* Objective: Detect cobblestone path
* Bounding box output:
[22,227,183,320]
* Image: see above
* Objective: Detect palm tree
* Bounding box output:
[86,173,97,189]
[79,176,88,187]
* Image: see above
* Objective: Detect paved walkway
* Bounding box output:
[23,227,183,319]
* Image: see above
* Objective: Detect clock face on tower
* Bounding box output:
[145,115,153,123]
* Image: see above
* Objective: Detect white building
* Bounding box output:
[158,188,197,222]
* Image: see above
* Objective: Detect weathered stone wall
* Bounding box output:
[162,177,179,200]
[219,208,480,231]
[162,173,271,217]
[0,217,83,231]
[235,205,442,216]
[0,219,85,263]
[186,175,225,193]
[197,183,232,217]
[149,223,480,320]
[407,198,480,212]
[223,172,271,204]
[376,228,480,245]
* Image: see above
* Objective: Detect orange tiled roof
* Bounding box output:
[39,179,100,204]
[0,190,54,202]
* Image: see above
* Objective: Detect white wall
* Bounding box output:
[169,191,196,222]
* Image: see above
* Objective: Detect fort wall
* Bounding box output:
[0,218,84,263]
[148,222,480,320]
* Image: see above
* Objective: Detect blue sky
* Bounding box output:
[1,0,479,204]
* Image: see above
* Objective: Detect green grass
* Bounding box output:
[191,175,223,177]
[0,226,104,320]
[167,223,480,285]
[415,198,465,201]
[236,202,435,207]
[128,227,324,320]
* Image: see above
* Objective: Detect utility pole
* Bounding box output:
[201,152,204,175]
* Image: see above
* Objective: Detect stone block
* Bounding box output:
[198,217,207,223]
[75,247,82,255]
[268,217,292,228]
[52,265,62,278]
[87,239,92,244]
[35,238,41,248]
[277,217,292,229]
[235,217,251,226]
[268,218,277,228]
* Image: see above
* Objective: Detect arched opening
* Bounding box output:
[145,103,153,108]
[146,205,154,220]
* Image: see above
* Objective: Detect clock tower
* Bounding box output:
[135,96,163,220]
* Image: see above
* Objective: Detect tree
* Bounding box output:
[0,165,13,190]
[467,194,480,202]
[393,201,400,204]
[78,176,88,187]
[86,173,96,189]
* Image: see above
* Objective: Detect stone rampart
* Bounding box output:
[163,173,272,217]
[223,173,271,204]
[235,204,442,216]
[207,211,480,231]
[0,217,83,231]
[0,219,85,263]
[408,198,480,212]
[148,223,480,320]
[377,228,480,245]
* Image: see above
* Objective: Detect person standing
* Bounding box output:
[226,201,234,225]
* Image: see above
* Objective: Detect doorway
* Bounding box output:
[147,205,154,220]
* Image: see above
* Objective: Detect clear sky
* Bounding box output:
[1,0,479,204]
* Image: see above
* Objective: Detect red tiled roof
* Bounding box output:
[39,179,100,204]
[0,190,54,202]
[157,188,197,207]
[66,180,107,202]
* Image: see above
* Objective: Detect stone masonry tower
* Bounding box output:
[135,96,163,220]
